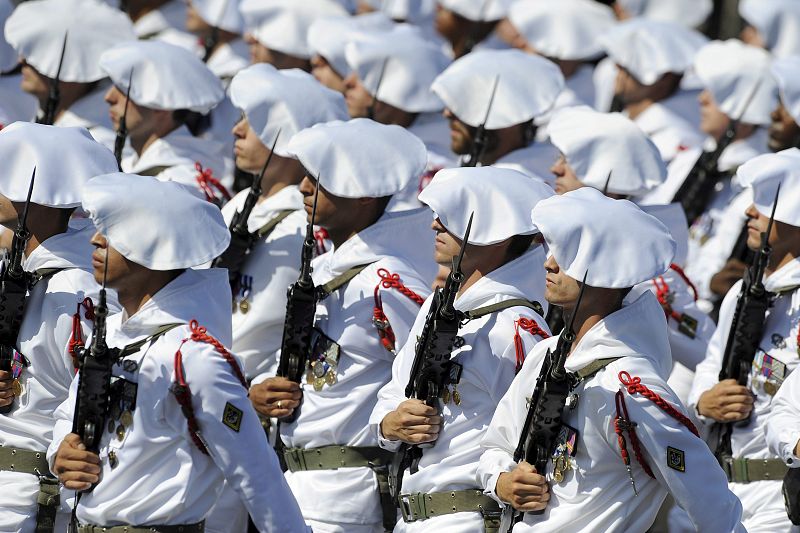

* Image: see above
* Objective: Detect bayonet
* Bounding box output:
[113,68,134,170]
[462,76,499,167]
[39,33,68,125]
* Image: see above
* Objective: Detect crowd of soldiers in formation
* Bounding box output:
[0,0,799,532]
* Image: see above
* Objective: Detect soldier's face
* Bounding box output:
[104,85,146,134]
[343,72,373,119]
[185,2,212,36]
[551,155,583,195]
[232,116,269,173]
[744,203,781,251]
[298,175,340,229]
[431,218,463,266]
[311,55,346,94]
[444,108,473,155]
[19,62,50,101]
[543,254,581,307]
[614,66,648,105]
[768,100,800,152]
[698,89,730,140]
[0,194,20,228]
[434,5,463,43]
[89,232,132,288]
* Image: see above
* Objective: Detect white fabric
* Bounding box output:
[740,0,800,58]
[479,291,745,532]
[548,106,666,196]
[492,141,560,187]
[206,39,249,81]
[0,219,116,533]
[307,13,395,78]
[0,75,37,125]
[438,0,512,21]
[431,49,564,129]
[241,0,348,59]
[418,167,553,245]
[640,203,690,267]
[737,147,800,227]
[618,0,713,29]
[193,0,244,33]
[532,188,675,288]
[632,102,704,163]
[772,55,800,126]
[285,118,427,199]
[0,0,16,72]
[229,64,348,156]
[279,209,432,527]
[0,123,117,208]
[344,25,449,113]
[694,40,777,126]
[132,0,186,38]
[599,19,707,86]
[508,0,615,61]
[689,260,800,533]
[82,173,230,270]
[4,0,135,83]
[47,269,309,531]
[52,82,118,154]
[100,41,223,114]
[365,0,436,23]
[370,246,550,533]
[766,363,800,467]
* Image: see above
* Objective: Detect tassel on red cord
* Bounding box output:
[618,371,699,437]
[372,269,425,353]
[314,228,329,255]
[513,317,550,373]
[195,162,232,207]
[68,298,95,371]
[668,263,698,301]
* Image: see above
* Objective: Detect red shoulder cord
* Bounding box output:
[68,298,95,371]
[314,228,329,255]
[614,371,700,486]
[171,320,248,454]
[194,162,232,207]
[652,263,699,325]
[373,268,425,353]
[668,263,698,301]
[513,318,550,373]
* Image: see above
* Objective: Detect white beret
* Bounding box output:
[438,0,512,21]
[0,123,117,208]
[83,173,230,270]
[771,56,800,126]
[4,0,135,83]
[431,49,564,129]
[640,203,689,267]
[599,19,707,85]
[344,26,449,113]
[308,13,395,77]
[548,106,666,196]
[241,0,348,59]
[693,40,777,126]
[193,0,244,34]
[285,118,427,199]
[419,167,554,245]
[532,187,675,288]
[618,0,713,29]
[0,0,16,73]
[508,0,615,61]
[229,64,348,156]
[737,148,800,228]
[100,41,224,114]
[363,0,436,23]
[740,0,800,58]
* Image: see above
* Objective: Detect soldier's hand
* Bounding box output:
[249,377,302,419]
[697,379,754,422]
[709,259,748,297]
[380,399,442,444]
[0,370,14,407]
[496,461,550,512]
[54,433,101,491]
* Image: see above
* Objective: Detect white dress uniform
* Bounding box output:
[631,103,703,164]
[371,245,550,533]
[54,84,119,153]
[765,361,800,469]
[479,291,745,533]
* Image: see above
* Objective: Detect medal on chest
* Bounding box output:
[551,424,579,483]
[305,327,341,391]
[233,274,253,314]
[8,348,28,398]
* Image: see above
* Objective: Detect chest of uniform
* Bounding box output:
[749,297,800,399]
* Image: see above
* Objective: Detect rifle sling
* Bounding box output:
[463,299,544,321]
[118,323,184,359]
[254,209,294,239]
[136,165,170,177]
[316,263,375,301]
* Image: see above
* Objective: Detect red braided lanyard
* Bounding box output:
[668,263,698,301]
[314,228,329,255]
[68,298,95,371]
[513,317,550,373]
[652,263,699,326]
[194,162,232,206]
[172,320,247,454]
[372,268,425,353]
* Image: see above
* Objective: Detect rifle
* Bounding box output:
[366,58,389,121]
[274,178,321,424]
[212,131,281,287]
[672,80,763,225]
[38,33,68,126]
[113,68,134,171]
[0,170,36,415]
[500,271,588,531]
[714,186,780,472]
[462,76,499,168]
[201,0,230,63]
[388,214,474,497]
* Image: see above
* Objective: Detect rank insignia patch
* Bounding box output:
[223,402,243,432]
[667,446,685,472]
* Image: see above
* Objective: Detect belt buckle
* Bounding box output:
[398,494,418,523]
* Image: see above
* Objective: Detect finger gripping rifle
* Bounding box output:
[388,214,474,497]
[0,170,36,415]
[38,33,68,126]
[113,68,134,171]
[212,131,281,288]
[462,76,499,168]
[500,271,588,531]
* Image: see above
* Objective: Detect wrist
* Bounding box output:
[380,415,397,442]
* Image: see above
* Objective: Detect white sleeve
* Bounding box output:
[47,373,80,471]
[765,368,800,467]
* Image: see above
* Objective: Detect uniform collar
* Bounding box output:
[23,217,95,273]
[765,257,800,293]
[54,82,114,131]
[125,125,227,176]
[246,185,303,230]
[207,39,250,80]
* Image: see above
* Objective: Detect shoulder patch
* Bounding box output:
[667,446,685,472]
[222,401,243,432]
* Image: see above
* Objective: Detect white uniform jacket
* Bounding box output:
[689,259,800,532]
[0,218,115,533]
[280,208,432,527]
[222,185,306,381]
[493,141,560,187]
[766,366,800,468]
[47,268,308,532]
[370,246,551,532]
[632,102,703,164]
[54,83,118,153]
[479,291,745,533]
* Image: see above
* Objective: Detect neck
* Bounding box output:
[480,132,526,166]
[327,209,383,250]
[131,123,179,157]
[564,288,625,353]
[41,82,92,124]
[4,206,72,259]
[625,98,654,120]
[259,157,303,201]
[767,248,799,276]
[117,269,181,317]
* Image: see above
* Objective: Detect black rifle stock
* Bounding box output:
[38,34,67,126]
[113,68,134,171]
[0,170,36,414]
[462,76,499,168]
[366,58,388,121]
[500,271,588,531]
[388,214,474,497]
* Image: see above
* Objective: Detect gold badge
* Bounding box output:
[115,424,125,441]
[222,401,243,432]
[11,378,22,397]
[239,299,250,314]
[120,410,134,428]
[667,446,685,472]
[764,381,779,396]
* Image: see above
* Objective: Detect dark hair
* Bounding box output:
[505,233,536,261]
[172,109,212,136]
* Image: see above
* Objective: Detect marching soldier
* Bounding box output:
[434,0,511,58]
[373,167,553,532]
[123,0,189,41]
[769,56,800,153]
